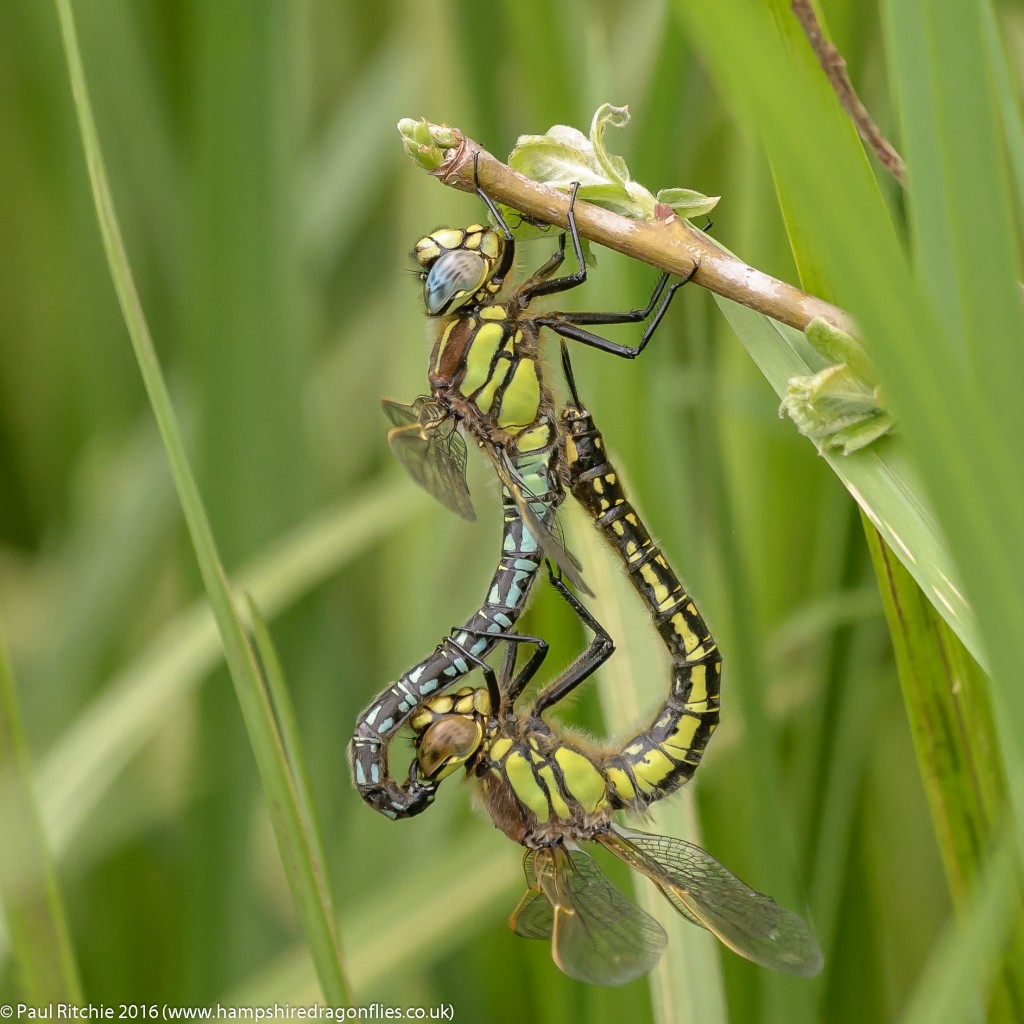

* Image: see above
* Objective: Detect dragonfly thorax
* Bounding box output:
[414,224,507,315]
[411,688,616,848]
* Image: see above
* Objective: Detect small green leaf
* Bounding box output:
[576,182,651,219]
[655,187,721,220]
[507,136,613,189]
[588,103,634,190]
[818,415,897,454]
[780,317,893,453]
[507,104,722,225]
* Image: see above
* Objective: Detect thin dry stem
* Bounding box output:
[430,134,855,336]
[792,0,908,188]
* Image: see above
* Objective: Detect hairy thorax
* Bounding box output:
[428,306,553,454]
[472,717,616,849]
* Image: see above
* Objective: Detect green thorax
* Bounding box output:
[427,303,554,460]
[412,686,615,848]
[415,222,555,462]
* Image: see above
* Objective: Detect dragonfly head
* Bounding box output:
[409,686,490,781]
[413,225,507,315]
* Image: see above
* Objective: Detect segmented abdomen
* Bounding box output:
[349,438,560,819]
[561,405,721,806]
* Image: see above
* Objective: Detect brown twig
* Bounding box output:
[792,0,907,188]
[429,134,856,336]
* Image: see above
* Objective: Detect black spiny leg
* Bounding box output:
[474,161,578,302]
[560,340,583,407]
[472,152,513,241]
[472,153,515,286]
[518,564,615,717]
[521,172,696,356]
[517,231,568,300]
[536,262,698,359]
[516,183,588,302]
[447,627,549,713]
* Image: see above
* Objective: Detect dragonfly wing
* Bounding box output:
[510,889,554,940]
[493,454,592,597]
[509,850,555,939]
[382,398,476,521]
[381,397,423,429]
[602,827,824,977]
[532,845,666,986]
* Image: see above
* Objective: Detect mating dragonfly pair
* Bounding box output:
[348,164,823,984]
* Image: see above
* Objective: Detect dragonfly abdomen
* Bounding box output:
[560,405,722,807]
[349,485,547,819]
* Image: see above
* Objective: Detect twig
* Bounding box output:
[792,0,908,188]
[427,133,856,336]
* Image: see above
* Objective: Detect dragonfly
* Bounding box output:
[351,163,693,817]
[405,386,820,982]
[383,155,696,594]
[407,626,821,984]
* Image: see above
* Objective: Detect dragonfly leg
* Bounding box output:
[447,626,550,712]
[559,340,582,406]
[441,634,507,712]
[472,153,516,288]
[517,232,569,300]
[528,563,615,717]
[535,263,697,359]
[513,183,588,302]
[472,151,513,241]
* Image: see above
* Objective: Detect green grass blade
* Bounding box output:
[715,299,980,666]
[245,596,351,1005]
[52,0,350,1003]
[728,15,1024,1004]
[0,620,83,1003]
[32,481,418,884]
[883,0,1024,375]
[979,1,1024,223]
[677,1,1024,1012]
[865,528,1024,1019]
[674,0,1024,665]
[899,831,1019,1024]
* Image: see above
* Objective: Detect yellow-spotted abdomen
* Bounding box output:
[560,403,722,806]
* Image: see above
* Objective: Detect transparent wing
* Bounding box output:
[510,891,554,940]
[510,850,555,939]
[382,397,475,521]
[381,396,424,430]
[492,452,592,597]
[600,827,824,977]
[523,845,666,986]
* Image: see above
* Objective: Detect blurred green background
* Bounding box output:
[1,0,1021,1021]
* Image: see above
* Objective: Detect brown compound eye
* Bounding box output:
[416,716,483,781]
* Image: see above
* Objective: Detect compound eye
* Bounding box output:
[424,249,488,315]
[416,716,483,781]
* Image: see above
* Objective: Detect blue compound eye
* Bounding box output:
[424,249,488,315]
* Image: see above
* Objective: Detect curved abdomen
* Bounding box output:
[561,405,721,806]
